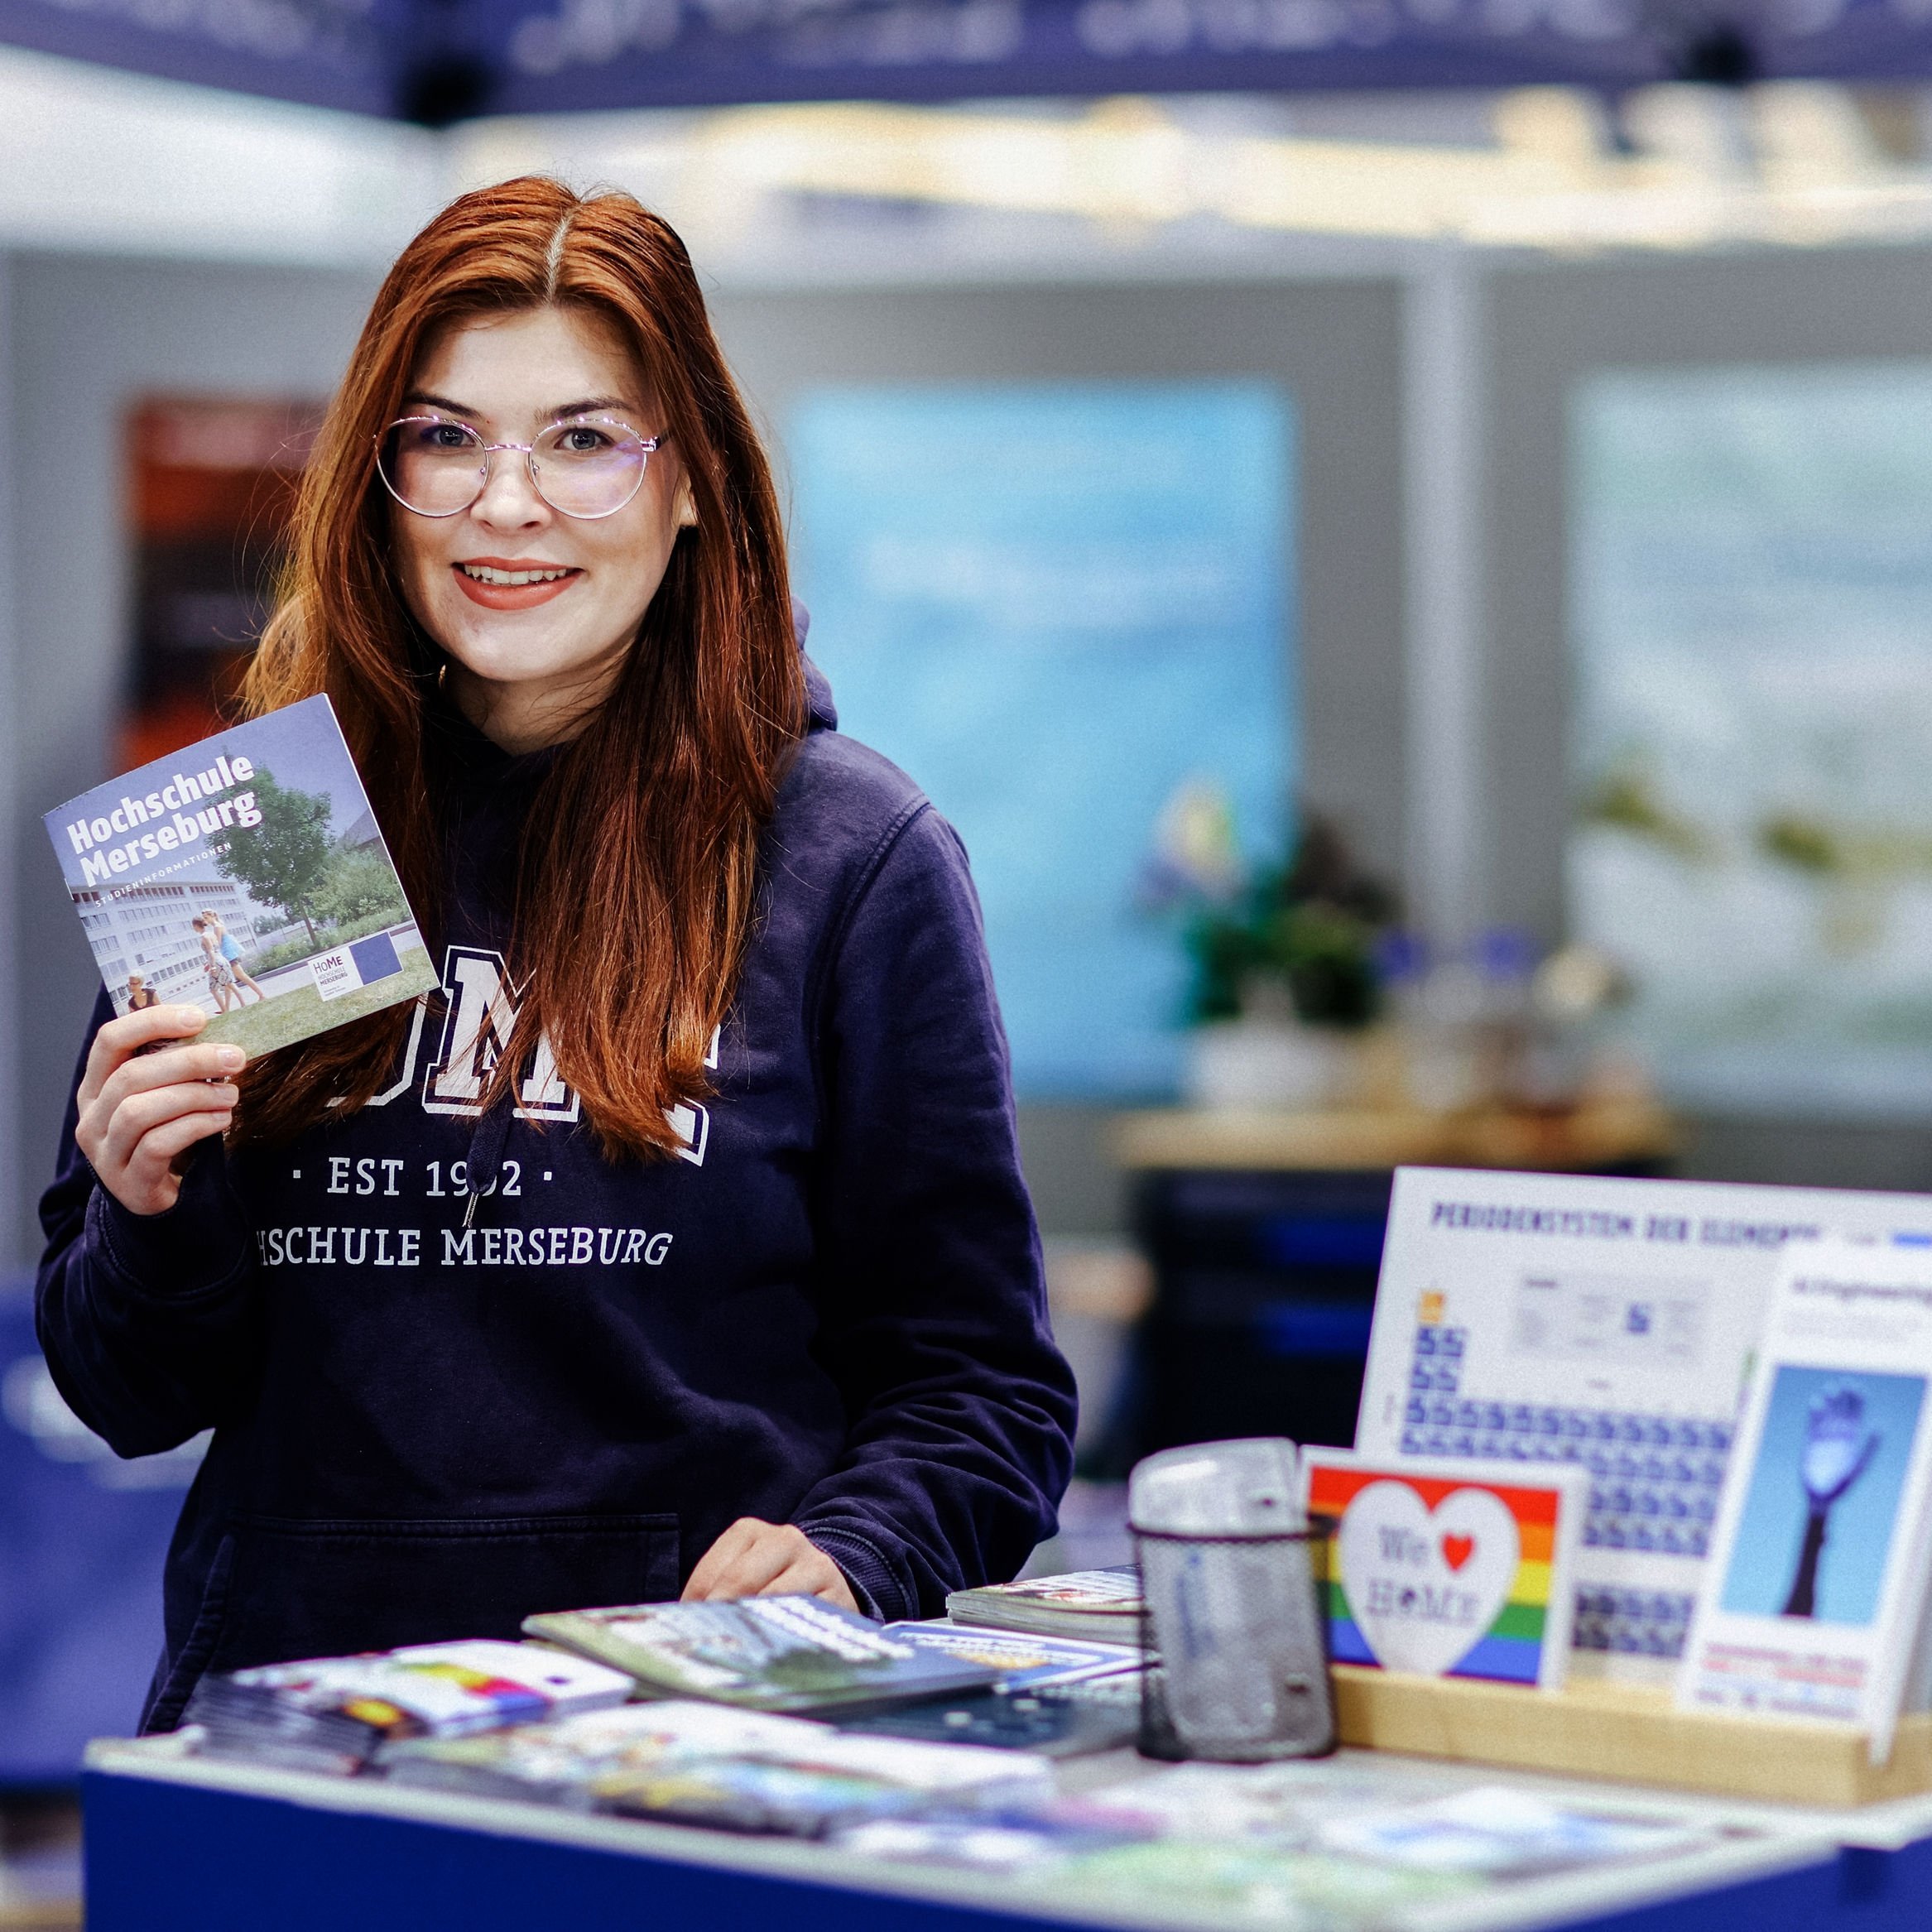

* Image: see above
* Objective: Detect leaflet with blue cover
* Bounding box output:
[1678,1236,1932,1760]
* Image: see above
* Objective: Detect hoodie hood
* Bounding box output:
[804,659,837,733]
[793,596,837,733]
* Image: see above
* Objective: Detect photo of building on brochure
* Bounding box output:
[46,694,437,1058]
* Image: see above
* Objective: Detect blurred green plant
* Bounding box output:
[1575,767,1712,860]
[1180,815,1396,1030]
[1756,812,1932,882]
[1757,812,1844,876]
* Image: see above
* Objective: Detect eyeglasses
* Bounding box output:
[375,413,662,520]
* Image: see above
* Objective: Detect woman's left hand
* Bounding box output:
[682,1517,859,1613]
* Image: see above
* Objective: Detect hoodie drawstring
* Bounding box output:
[462,1100,514,1229]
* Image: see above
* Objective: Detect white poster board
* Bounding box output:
[1680,1238,1932,1759]
[1356,1168,1932,1682]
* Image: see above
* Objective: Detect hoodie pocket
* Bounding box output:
[199,1511,680,1680]
[144,1533,238,1733]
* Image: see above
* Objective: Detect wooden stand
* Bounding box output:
[1333,1665,1932,1807]
[1113,1097,1679,1175]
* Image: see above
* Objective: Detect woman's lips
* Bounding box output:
[451,561,582,611]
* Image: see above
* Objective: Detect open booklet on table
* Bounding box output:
[523,1596,1022,1714]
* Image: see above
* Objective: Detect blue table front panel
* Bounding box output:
[82,1769,1932,1932]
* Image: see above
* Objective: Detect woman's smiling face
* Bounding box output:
[389,304,692,752]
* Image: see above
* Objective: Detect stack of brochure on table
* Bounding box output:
[166,1611,1756,1920]
[183,1640,632,1774]
[184,1604,1146,1785]
[382,1698,1053,1834]
[526,1594,1041,1713]
[944,1568,1143,1644]
[525,1595,1146,1757]
[827,1757,1729,1924]
[834,1623,1143,1757]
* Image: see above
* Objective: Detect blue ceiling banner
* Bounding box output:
[478,0,1665,116]
[0,0,1930,123]
[0,0,403,114]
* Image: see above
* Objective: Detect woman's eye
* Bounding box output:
[425,422,475,450]
[555,425,612,454]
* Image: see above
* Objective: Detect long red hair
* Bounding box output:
[236,177,806,1158]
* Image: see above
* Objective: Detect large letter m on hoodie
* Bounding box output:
[421,947,579,1123]
[418,945,709,1163]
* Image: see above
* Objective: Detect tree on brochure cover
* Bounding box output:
[311,847,406,929]
[215,768,332,944]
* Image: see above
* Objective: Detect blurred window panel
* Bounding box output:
[1571,365,1932,1117]
[124,396,322,768]
[791,381,1295,1100]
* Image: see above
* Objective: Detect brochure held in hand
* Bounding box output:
[45,695,435,1056]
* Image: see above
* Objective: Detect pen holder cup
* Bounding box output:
[1135,1518,1337,1764]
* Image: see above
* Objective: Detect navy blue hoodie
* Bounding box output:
[36,657,1078,1730]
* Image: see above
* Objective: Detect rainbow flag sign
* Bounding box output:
[1303,1452,1585,1690]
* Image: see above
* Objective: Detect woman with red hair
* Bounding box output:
[37,179,1076,1730]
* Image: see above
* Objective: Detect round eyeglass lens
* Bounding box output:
[530,417,649,517]
[380,417,488,517]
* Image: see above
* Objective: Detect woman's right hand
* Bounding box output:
[75,1007,245,1217]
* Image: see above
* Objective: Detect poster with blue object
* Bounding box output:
[0,1289,195,1778]
[790,382,1294,1098]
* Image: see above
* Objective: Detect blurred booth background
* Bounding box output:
[12,6,1932,1893]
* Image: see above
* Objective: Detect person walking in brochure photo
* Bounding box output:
[204,908,267,1006]
[190,916,236,1014]
[37,178,1077,1730]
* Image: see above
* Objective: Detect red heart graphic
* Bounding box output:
[1441,1534,1475,1572]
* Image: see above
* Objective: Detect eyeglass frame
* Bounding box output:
[373,412,666,521]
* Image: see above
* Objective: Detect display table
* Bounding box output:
[81,1735,1932,1932]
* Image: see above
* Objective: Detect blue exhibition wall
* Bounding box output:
[791,378,1295,1103]
[2,0,1931,123]
[0,1287,193,1781]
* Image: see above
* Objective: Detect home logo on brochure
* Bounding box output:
[389,945,711,1164]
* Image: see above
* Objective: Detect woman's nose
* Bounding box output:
[472,450,549,528]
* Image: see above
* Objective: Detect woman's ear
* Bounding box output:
[675,480,699,531]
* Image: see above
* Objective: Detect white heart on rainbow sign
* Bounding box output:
[1336,1481,1521,1678]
